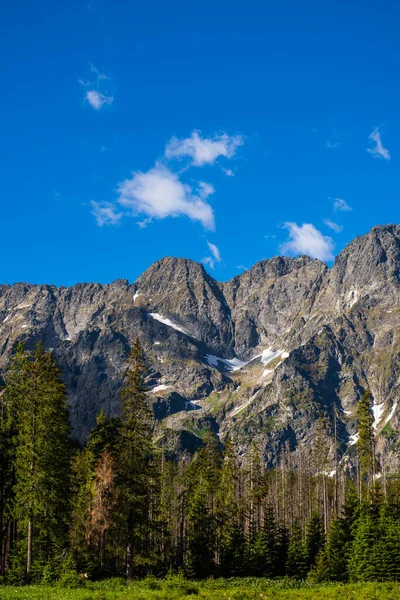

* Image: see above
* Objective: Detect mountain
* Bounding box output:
[1,224,400,473]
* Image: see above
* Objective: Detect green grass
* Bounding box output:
[1,577,400,600]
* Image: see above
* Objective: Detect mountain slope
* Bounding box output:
[1,225,399,472]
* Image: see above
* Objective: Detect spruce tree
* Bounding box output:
[286,522,307,579]
[348,507,378,582]
[217,438,245,576]
[0,379,15,576]
[324,485,359,582]
[4,343,71,581]
[356,390,374,498]
[305,513,325,570]
[184,431,221,578]
[114,338,156,579]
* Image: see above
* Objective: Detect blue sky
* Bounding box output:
[1,0,399,286]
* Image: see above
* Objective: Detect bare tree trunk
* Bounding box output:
[26,519,32,577]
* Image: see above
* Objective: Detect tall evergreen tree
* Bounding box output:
[348,508,378,582]
[114,339,156,579]
[217,438,245,576]
[4,343,71,581]
[305,513,325,570]
[286,522,307,579]
[0,381,15,576]
[324,485,359,582]
[183,431,221,578]
[356,390,374,498]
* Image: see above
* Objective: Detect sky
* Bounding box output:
[1,0,399,286]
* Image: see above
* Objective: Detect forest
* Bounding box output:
[0,340,400,598]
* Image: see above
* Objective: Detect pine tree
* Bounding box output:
[324,485,359,582]
[69,446,97,572]
[217,438,245,576]
[4,343,72,581]
[286,522,307,579]
[0,380,15,576]
[114,339,156,579]
[183,431,221,578]
[356,390,374,499]
[261,503,278,577]
[348,508,378,582]
[305,513,325,570]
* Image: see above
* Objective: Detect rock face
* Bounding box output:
[1,225,400,473]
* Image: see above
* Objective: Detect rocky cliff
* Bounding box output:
[1,225,400,473]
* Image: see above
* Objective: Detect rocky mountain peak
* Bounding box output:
[0,225,400,473]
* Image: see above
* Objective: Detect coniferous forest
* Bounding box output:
[1,341,400,598]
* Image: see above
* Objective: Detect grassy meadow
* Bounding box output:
[0,577,400,600]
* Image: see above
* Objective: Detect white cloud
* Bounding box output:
[367,128,390,161]
[324,219,343,233]
[165,130,244,166]
[80,64,114,110]
[281,222,335,262]
[86,90,113,110]
[202,241,222,269]
[326,140,340,149]
[91,201,122,226]
[222,167,235,177]
[117,163,215,230]
[332,198,352,212]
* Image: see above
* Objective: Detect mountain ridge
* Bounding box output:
[1,224,400,474]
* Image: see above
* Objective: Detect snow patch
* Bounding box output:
[151,384,171,394]
[343,409,352,415]
[348,432,359,446]
[133,290,141,302]
[206,354,251,371]
[261,348,281,365]
[153,341,161,345]
[207,348,289,373]
[149,313,188,335]
[2,315,10,323]
[372,400,384,431]
[347,290,360,308]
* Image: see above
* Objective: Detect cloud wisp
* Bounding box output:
[85,90,114,110]
[80,64,114,110]
[165,131,244,167]
[332,198,352,212]
[281,222,335,262]
[367,128,390,161]
[202,241,222,269]
[117,163,215,230]
[91,201,122,226]
[326,140,340,149]
[324,219,343,233]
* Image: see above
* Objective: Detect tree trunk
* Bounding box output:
[26,519,32,577]
[126,541,133,580]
